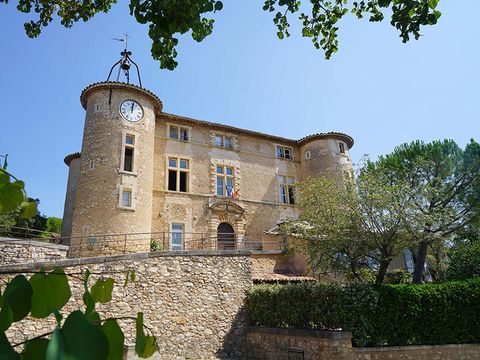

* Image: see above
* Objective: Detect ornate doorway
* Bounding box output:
[217,223,235,250]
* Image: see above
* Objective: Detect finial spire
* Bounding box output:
[107,34,142,87]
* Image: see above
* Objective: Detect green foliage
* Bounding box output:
[374,139,480,282]
[150,238,162,252]
[44,217,62,234]
[0,268,158,358]
[3,0,441,69]
[29,268,71,319]
[247,278,480,346]
[0,159,38,222]
[445,240,480,281]
[283,169,411,283]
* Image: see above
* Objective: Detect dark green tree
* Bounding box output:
[376,139,480,283]
[1,0,442,69]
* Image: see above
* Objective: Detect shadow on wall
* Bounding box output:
[216,305,249,359]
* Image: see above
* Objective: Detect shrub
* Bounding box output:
[445,240,480,281]
[246,278,480,347]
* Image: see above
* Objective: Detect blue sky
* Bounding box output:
[1,1,479,218]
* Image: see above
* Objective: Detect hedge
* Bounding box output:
[246,278,480,347]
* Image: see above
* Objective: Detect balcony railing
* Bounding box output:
[0,227,286,259]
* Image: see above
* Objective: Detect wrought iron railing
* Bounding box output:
[0,227,286,259]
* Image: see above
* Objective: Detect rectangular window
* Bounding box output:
[276,145,292,160]
[215,135,223,146]
[171,223,184,251]
[339,142,346,154]
[123,134,136,172]
[124,148,133,172]
[121,189,132,208]
[167,157,189,192]
[216,165,235,197]
[169,125,189,141]
[278,176,295,204]
[214,134,234,149]
[169,126,178,139]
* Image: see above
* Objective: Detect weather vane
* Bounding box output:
[107,33,143,87]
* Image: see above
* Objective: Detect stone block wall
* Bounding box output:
[247,327,354,360]
[354,344,480,360]
[0,238,68,265]
[246,327,480,360]
[1,250,251,359]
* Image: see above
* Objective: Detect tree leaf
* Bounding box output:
[21,201,37,219]
[0,331,19,360]
[21,338,49,360]
[46,311,109,360]
[45,327,64,360]
[135,312,157,358]
[90,278,114,304]
[0,275,32,331]
[102,319,125,360]
[0,182,25,213]
[30,268,71,318]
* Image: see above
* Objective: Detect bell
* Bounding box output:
[120,59,131,71]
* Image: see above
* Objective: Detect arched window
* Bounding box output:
[217,223,235,250]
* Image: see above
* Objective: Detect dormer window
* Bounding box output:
[214,134,234,149]
[276,145,292,160]
[169,125,190,141]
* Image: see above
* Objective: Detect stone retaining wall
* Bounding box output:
[0,238,68,265]
[1,250,252,359]
[246,327,480,360]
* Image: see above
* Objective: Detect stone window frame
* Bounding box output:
[277,174,296,205]
[170,222,185,250]
[120,129,140,176]
[167,122,191,142]
[210,159,241,198]
[274,144,293,160]
[117,185,135,211]
[210,131,238,151]
[165,155,191,193]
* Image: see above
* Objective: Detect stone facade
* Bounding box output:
[2,251,251,359]
[62,81,354,261]
[246,327,480,360]
[0,238,68,265]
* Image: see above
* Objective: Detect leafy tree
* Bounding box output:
[1,0,442,69]
[445,239,480,281]
[375,139,480,283]
[283,168,410,284]
[44,216,62,234]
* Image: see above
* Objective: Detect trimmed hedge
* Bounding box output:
[246,278,480,347]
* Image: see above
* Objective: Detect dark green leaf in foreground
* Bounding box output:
[29,268,71,318]
[21,338,49,360]
[91,278,114,304]
[0,275,32,331]
[0,331,19,360]
[46,311,109,360]
[102,319,125,360]
[135,312,158,358]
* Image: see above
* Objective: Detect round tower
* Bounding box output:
[298,133,354,181]
[68,78,162,257]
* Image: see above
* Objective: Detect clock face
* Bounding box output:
[120,100,143,122]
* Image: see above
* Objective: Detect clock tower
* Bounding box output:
[68,50,162,257]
